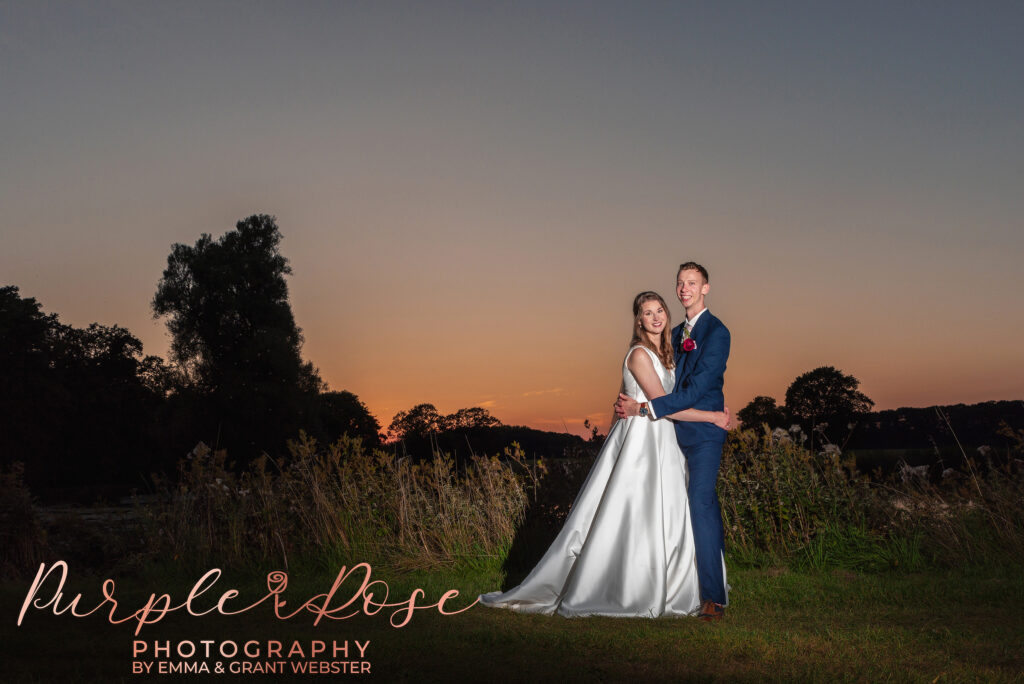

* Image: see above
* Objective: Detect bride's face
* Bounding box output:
[638,300,667,338]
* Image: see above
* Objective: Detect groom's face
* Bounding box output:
[676,269,709,312]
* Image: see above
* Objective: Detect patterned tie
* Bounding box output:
[680,322,694,355]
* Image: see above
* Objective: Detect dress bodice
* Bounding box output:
[622,345,675,402]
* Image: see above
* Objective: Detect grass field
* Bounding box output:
[4,428,1022,682]
[3,560,1022,683]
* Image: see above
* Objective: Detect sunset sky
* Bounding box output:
[2,2,1022,436]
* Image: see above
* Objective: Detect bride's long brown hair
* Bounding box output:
[629,291,675,369]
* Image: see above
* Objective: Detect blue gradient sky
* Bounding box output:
[2,1,1022,434]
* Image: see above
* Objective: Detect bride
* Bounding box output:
[479,291,730,617]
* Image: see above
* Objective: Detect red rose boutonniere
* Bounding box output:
[680,327,696,353]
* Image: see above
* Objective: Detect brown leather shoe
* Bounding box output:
[698,599,725,622]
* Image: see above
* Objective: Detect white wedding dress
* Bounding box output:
[479,345,702,617]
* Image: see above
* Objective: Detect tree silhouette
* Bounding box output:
[785,367,874,420]
[784,366,873,449]
[1,286,65,479]
[152,214,318,390]
[386,404,502,441]
[152,214,323,458]
[445,407,502,430]
[737,395,786,430]
[387,403,444,441]
[312,390,381,446]
[1,286,167,489]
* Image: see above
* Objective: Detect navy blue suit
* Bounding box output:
[649,310,730,605]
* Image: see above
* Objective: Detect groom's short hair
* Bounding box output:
[678,262,709,283]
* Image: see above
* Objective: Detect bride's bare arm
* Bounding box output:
[626,350,731,429]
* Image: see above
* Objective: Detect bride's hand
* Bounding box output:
[715,406,734,431]
[614,394,638,418]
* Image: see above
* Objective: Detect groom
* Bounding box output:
[614,261,730,621]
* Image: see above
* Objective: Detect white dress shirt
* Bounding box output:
[685,307,708,333]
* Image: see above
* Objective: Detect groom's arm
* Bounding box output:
[648,325,730,418]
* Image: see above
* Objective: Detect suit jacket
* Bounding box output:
[649,310,730,447]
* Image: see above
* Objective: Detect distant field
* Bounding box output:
[847,446,978,473]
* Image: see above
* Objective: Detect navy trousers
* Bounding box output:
[684,440,726,605]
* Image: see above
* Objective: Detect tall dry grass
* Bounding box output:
[720,422,1024,569]
[144,433,537,572]
[141,417,1024,574]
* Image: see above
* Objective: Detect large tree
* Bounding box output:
[785,366,874,421]
[152,215,322,457]
[153,214,319,392]
[784,366,874,448]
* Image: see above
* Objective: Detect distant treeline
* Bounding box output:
[390,424,590,464]
[737,366,1022,461]
[848,400,1024,452]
